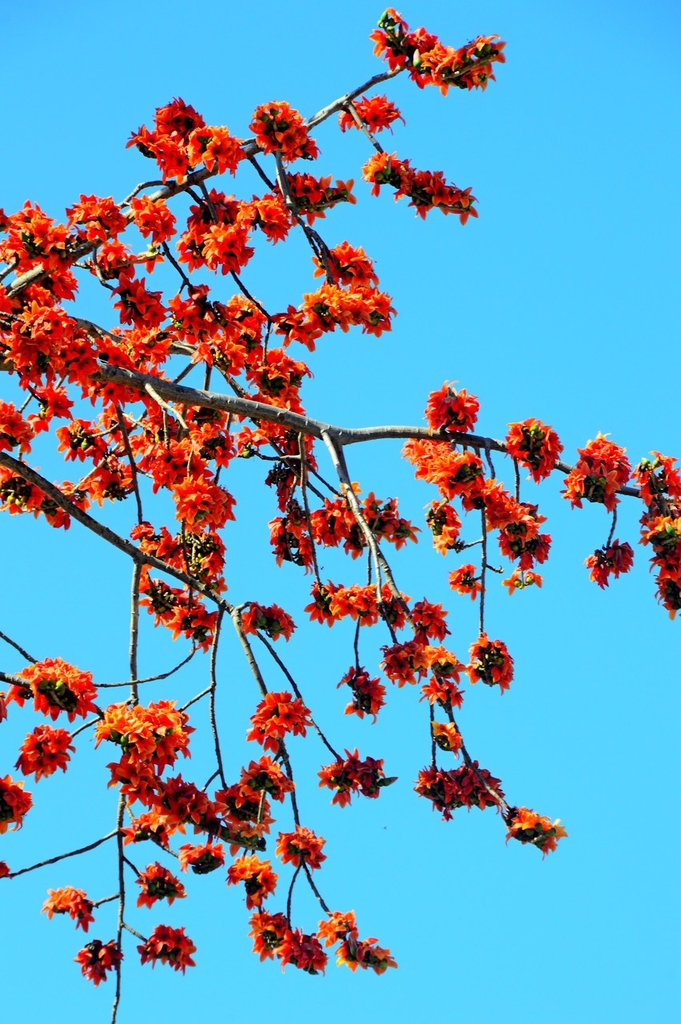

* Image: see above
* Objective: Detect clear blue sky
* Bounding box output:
[1,1,679,1021]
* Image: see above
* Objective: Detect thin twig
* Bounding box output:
[8,830,118,879]
[0,631,37,664]
[208,608,227,789]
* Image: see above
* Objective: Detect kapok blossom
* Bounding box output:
[425,382,480,433]
[74,940,123,986]
[505,418,563,483]
[585,539,634,588]
[42,887,95,931]
[505,806,567,856]
[466,634,514,692]
[138,925,197,972]
[563,434,631,512]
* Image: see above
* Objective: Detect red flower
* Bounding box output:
[178,841,225,874]
[563,434,631,512]
[138,924,197,972]
[15,725,74,781]
[227,854,278,909]
[338,666,386,721]
[249,910,288,960]
[74,939,122,986]
[9,657,98,722]
[425,382,479,433]
[449,564,482,601]
[249,101,319,163]
[318,749,394,807]
[241,602,296,641]
[338,94,404,134]
[246,692,312,752]
[0,774,32,832]
[275,826,326,870]
[467,634,514,692]
[506,419,563,482]
[432,722,462,755]
[135,862,186,908]
[415,762,504,819]
[505,806,567,856]
[42,887,95,931]
[585,539,634,588]
[278,929,328,974]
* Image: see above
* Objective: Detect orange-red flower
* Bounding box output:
[278,928,328,974]
[425,382,479,433]
[227,854,278,909]
[563,434,631,512]
[276,826,326,870]
[425,500,462,554]
[338,666,386,721]
[0,774,32,832]
[249,910,289,960]
[506,419,563,482]
[9,657,98,722]
[502,568,543,594]
[336,936,397,974]
[74,939,122,985]
[467,633,514,692]
[178,841,225,874]
[138,924,197,972]
[318,749,394,807]
[505,806,567,856]
[585,539,634,588]
[432,721,462,754]
[449,564,482,600]
[338,94,404,134]
[415,762,504,819]
[42,887,95,931]
[249,101,319,163]
[246,692,312,752]
[135,863,186,908]
[15,725,74,781]
[241,602,296,641]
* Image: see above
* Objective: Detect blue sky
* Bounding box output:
[1,1,679,1021]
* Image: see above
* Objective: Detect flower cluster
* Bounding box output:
[370,9,506,94]
[246,692,312,752]
[241,602,296,641]
[0,774,32,832]
[318,749,394,807]
[42,887,95,931]
[137,925,197,972]
[227,854,278,909]
[74,940,123,986]
[128,97,243,182]
[506,418,563,483]
[362,152,477,222]
[415,763,504,819]
[275,826,326,870]
[505,806,567,856]
[135,863,186,909]
[425,382,480,433]
[585,539,634,588]
[338,665,386,721]
[8,657,98,722]
[466,634,514,693]
[249,101,319,163]
[635,453,681,616]
[15,725,74,780]
[564,434,631,512]
[338,95,404,134]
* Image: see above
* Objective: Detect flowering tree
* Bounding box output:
[0,8,678,1019]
